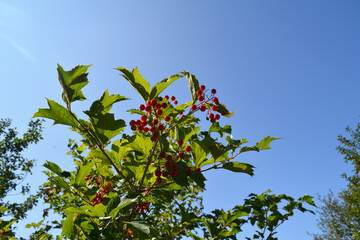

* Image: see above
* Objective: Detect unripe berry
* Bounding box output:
[156,109,163,115]
[191,104,197,111]
[199,105,206,112]
[177,139,184,146]
[185,145,192,152]
[212,105,218,111]
[164,116,171,122]
[196,90,203,96]
[139,104,145,111]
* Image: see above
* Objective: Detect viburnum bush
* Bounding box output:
[25,64,315,239]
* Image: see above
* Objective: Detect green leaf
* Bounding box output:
[182,71,200,103]
[57,64,91,104]
[222,161,255,176]
[43,160,62,175]
[117,67,150,101]
[256,136,280,150]
[149,74,182,99]
[33,99,79,128]
[127,134,153,156]
[89,89,129,115]
[124,221,150,234]
[190,141,210,167]
[75,162,95,185]
[108,195,137,217]
[209,123,232,138]
[62,212,77,239]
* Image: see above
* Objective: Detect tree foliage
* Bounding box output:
[313,122,360,239]
[8,64,316,240]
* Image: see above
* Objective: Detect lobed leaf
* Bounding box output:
[150,74,182,99]
[117,67,150,101]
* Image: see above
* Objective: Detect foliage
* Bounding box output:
[30,64,315,239]
[313,123,360,240]
[0,118,43,238]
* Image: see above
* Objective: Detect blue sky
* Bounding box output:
[1,1,360,239]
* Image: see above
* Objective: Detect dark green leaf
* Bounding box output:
[43,160,62,175]
[89,89,129,115]
[117,67,150,101]
[222,161,255,176]
[150,74,182,99]
[182,71,200,103]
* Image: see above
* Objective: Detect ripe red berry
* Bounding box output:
[215,114,220,120]
[221,110,226,116]
[159,152,166,158]
[195,167,201,172]
[143,127,149,133]
[151,99,157,106]
[152,119,158,125]
[174,100,178,105]
[150,135,157,141]
[209,113,214,119]
[210,118,216,123]
[166,155,173,161]
[177,139,184,146]
[156,109,163,115]
[156,103,162,109]
[186,167,192,175]
[130,120,136,125]
[200,85,206,91]
[158,124,165,131]
[141,115,147,122]
[162,171,169,177]
[138,125,144,131]
[211,89,217,94]
[156,176,162,184]
[171,164,178,171]
[162,102,168,108]
[179,152,185,159]
[145,105,152,112]
[158,97,163,101]
[153,131,159,138]
[191,104,197,111]
[212,105,218,111]
[185,145,191,152]
[196,90,203,96]
[165,161,171,168]
[150,126,156,132]
[147,100,152,106]
[139,104,145,111]
[164,116,171,122]
[155,169,161,177]
[171,170,178,178]
[136,120,141,125]
[213,97,219,105]
[171,96,176,101]
[199,105,206,112]
[198,96,204,101]
[131,125,137,131]
[165,95,169,100]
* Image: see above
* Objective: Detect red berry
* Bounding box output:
[171,170,178,178]
[179,152,185,159]
[174,100,178,105]
[171,96,176,101]
[221,110,226,116]
[200,85,206,91]
[199,105,206,112]
[186,167,192,175]
[171,164,178,171]
[185,146,191,152]
[215,114,220,120]
[212,105,218,111]
[165,161,171,168]
[141,115,147,122]
[162,102,168,108]
[196,90,203,96]
[150,135,157,141]
[136,120,141,125]
[158,97,163,101]
[150,126,156,132]
[195,167,201,172]
[151,99,157,106]
[139,104,145,111]
[143,127,149,133]
[211,89,217,94]
[130,120,136,125]
[155,169,161,177]
[166,155,173,161]
[165,95,169,100]
[138,125,144,131]
[158,124,165,131]
[156,109,163,115]
[209,113,214,119]
[153,131,159,138]
[145,105,152,112]
[198,96,204,101]
[162,171,169,177]
[131,125,137,131]
[210,118,216,123]
[147,100,152,106]
[155,103,162,109]
[213,97,219,105]
[191,104,197,111]
[159,152,166,158]
[152,119,158,125]
[164,116,171,122]
[177,140,184,146]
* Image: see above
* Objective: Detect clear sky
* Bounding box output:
[1,1,360,239]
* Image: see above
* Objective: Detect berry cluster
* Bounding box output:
[85,174,112,205]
